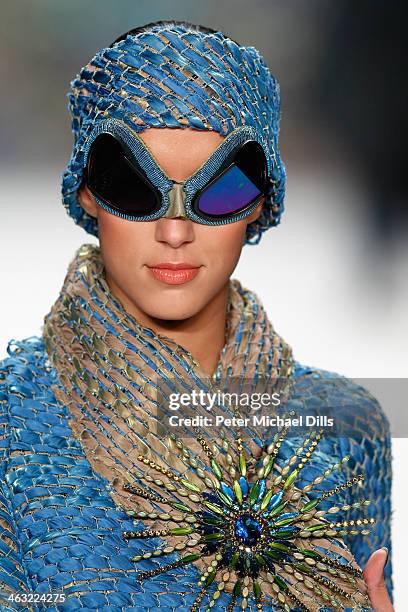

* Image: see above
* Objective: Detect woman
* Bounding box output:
[0,20,393,611]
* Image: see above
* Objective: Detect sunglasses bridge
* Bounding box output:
[162,182,189,219]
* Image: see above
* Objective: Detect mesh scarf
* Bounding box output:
[42,245,370,610]
[62,23,286,245]
[43,243,294,509]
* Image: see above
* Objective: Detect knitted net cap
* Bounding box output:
[62,21,286,245]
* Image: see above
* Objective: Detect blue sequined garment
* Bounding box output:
[0,336,392,611]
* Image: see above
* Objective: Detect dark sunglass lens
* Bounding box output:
[233,140,268,191]
[86,133,160,216]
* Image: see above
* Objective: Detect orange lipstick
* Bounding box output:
[148,263,201,285]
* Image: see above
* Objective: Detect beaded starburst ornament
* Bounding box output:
[122,416,373,611]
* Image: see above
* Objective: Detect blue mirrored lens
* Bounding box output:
[197,164,261,216]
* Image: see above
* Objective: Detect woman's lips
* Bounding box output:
[147,264,201,285]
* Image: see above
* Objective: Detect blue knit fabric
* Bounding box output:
[0,337,392,611]
[62,23,286,245]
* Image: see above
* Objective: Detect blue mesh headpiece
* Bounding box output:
[62,23,286,245]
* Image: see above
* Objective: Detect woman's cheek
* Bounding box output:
[212,223,248,272]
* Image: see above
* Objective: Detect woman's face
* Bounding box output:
[78,128,263,321]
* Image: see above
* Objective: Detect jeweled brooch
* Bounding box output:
[122,418,372,611]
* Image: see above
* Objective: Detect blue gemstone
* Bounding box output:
[234,514,262,546]
[268,490,284,511]
[257,479,266,501]
[220,482,234,500]
[239,476,249,497]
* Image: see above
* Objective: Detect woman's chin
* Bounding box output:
[141,302,203,322]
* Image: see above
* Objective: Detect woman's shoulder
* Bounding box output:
[0,335,53,441]
[289,359,390,438]
[0,335,50,389]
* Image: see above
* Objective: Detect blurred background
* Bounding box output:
[1,0,407,606]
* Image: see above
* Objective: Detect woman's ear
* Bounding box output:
[77,183,99,218]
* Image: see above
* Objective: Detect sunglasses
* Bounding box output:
[82,120,271,225]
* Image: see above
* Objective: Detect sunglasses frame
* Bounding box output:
[82,119,272,225]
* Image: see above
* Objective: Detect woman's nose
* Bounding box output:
[154,215,195,248]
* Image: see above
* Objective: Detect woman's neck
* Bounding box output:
[104,274,229,377]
